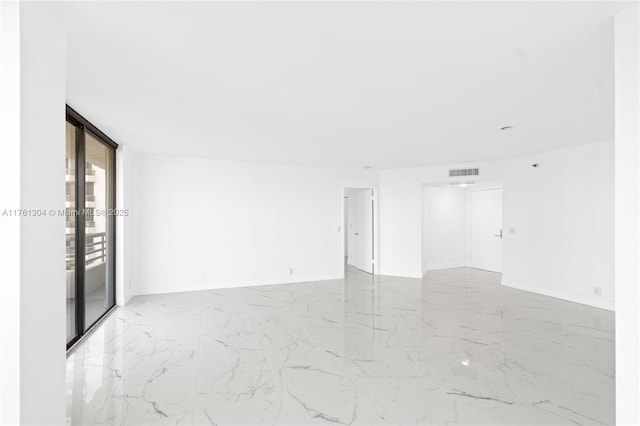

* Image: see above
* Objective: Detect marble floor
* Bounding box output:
[67,267,615,425]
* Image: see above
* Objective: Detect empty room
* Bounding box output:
[1,1,640,425]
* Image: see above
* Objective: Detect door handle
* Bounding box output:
[494,229,503,238]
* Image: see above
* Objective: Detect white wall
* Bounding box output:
[116,147,135,306]
[614,5,640,424]
[21,3,67,423]
[0,2,22,423]
[379,161,502,278]
[421,186,469,274]
[0,2,67,425]
[131,154,376,295]
[501,140,614,311]
[380,143,614,311]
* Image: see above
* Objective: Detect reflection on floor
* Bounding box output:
[67,267,614,425]
[67,287,109,342]
[84,286,109,327]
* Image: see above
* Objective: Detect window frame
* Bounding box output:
[66,105,118,351]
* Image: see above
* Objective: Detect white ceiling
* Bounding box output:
[62,1,632,169]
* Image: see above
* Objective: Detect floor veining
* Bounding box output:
[67,267,614,425]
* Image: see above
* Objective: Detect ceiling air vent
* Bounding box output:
[449,168,479,177]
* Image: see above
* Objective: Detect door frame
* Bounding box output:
[66,105,118,351]
[342,186,377,276]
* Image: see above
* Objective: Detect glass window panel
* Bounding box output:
[84,131,115,328]
[66,122,77,344]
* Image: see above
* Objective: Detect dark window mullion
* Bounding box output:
[109,149,116,307]
[75,125,86,337]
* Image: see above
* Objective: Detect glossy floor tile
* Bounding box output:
[67,267,614,425]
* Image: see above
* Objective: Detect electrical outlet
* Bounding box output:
[289,268,294,275]
[593,286,602,296]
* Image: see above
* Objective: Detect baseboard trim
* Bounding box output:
[426,262,470,271]
[135,274,344,297]
[501,279,614,311]
[378,269,423,279]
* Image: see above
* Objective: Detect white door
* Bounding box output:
[347,189,374,273]
[347,192,357,266]
[471,189,503,273]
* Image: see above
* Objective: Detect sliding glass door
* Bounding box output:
[66,106,117,349]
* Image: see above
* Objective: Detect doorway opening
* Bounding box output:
[421,184,503,275]
[343,187,374,275]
